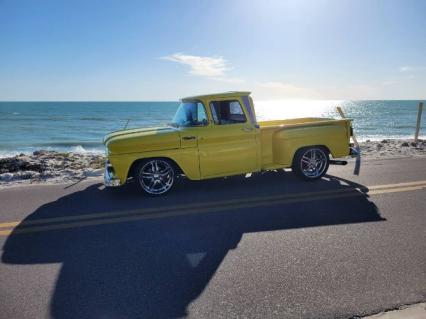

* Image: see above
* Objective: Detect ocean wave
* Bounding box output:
[0,117,111,122]
[31,141,103,148]
[0,141,105,158]
[78,117,109,121]
[357,135,426,142]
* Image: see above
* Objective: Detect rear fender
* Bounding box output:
[273,125,350,166]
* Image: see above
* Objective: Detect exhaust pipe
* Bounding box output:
[330,160,348,165]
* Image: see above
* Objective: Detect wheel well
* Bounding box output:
[128,157,183,179]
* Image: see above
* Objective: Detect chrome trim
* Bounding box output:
[104,162,121,187]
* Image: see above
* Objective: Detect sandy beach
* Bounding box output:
[1,138,425,187]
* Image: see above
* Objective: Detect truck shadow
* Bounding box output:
[2,172,384,319]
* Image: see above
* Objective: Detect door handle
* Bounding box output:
[182,136,197,140]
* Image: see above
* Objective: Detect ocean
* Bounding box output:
[0,100,424,157]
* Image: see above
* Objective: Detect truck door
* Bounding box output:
[198,99,259,178]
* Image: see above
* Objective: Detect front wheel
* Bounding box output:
[292,147,329,180]
[136,159,175,195]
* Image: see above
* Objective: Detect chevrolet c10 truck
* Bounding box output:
[103,92,356,195]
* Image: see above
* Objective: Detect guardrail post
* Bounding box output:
[415,102,423,142]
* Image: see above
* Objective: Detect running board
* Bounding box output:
[329,160,348,165]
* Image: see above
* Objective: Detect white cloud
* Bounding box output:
[399,65,426,73]
[399,66,414,72]
[162,53,230,77]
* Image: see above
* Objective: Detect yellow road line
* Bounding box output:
[369,185,426,195]
[368,180,426,190]
[0,221,20,228]
[0,191,366,236]
[0,179,425,236]
[0,187,360,229]
[2,179,425,230]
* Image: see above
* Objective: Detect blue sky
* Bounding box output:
[1,0,425,100]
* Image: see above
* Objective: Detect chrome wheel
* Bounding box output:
[138,159,174,195]
[299,148,328,179]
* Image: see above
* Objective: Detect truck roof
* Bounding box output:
[182,91,251,101]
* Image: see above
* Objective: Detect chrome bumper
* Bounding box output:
[104,162,121,187]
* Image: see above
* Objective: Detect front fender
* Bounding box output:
[108,148,201,184]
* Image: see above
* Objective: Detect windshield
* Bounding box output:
[171,101,208,127]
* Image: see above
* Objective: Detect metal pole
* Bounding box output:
[414,102,423,142]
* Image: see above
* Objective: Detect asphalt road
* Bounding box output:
[0,157,425,319]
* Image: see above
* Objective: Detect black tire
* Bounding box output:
[135,159,175,195]
[292,147,329,180]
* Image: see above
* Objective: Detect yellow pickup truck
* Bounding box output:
[104,92,356,195]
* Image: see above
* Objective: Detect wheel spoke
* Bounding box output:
[301,156,310,164]
[148,179,156,189]
[159,167,172,175]
[141,172,154,179]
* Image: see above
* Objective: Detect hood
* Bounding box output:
[104,126,180,155]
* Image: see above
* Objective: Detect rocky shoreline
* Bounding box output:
[1,139,426,186]
[359,138,426,159]
[0,150,105,186]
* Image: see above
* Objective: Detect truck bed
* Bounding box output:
[258,117,352,169]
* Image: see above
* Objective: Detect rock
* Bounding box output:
[40,171,55,178]
[0,173,14,181]
[366,139,371,142]
[381,139,389,143]
[13,171,40,180]
[0,150,106,185]
[84,169,103,177]
[410,141,418,147]
[401,142,409,147]
[376,143,383,150]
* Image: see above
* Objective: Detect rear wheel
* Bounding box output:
[293,147,329,180]
[136,159,175,195]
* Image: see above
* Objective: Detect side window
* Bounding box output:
[209,100,247,125]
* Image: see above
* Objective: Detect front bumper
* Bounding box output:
[104,161,121,187]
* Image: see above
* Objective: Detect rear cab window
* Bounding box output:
[209,100,247,125]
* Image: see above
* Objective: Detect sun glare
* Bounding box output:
[254,99,345,120]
